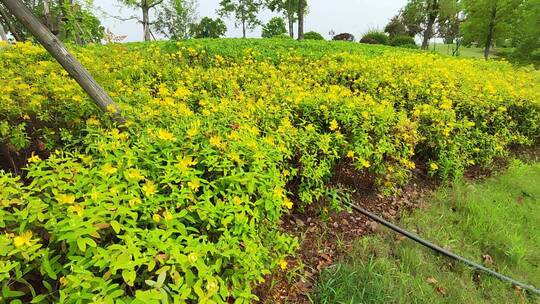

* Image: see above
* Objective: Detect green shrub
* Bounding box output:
[389,35,417,47]
[0,39,539,303]
[304,31,325,40]
[360,31,389,45]
[272,33,293,39]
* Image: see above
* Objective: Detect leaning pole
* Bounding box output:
[0,0,124,123]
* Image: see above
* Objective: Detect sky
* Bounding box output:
[93,0,408,42]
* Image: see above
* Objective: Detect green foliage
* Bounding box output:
[190,17,227,38]
[512,0,540,57]
[271,33,294,39]
[461,0,522,48]
[360,31,389,45]
[315,161,540,303]
[0,39,539,302]
[264,0,299,36]
[262,17,287,38]
[153,0,198,40]
[218,0,261,38]
[303,31,324,40]
[389,35,417,47]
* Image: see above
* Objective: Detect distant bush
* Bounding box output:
[360,31,389,45]
[399,43,420,49]
[389,35,417,47]
[272,33,293,39]
[262,17,288,38]
[332,33,355,41]
[304,31,325,40]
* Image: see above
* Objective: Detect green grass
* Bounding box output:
[431,43,497,59]
[313,160,540,304]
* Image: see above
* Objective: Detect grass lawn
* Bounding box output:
[313,160,540,304]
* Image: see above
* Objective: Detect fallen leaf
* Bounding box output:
[436,286,446,296]
[482,254,494,265]
[517,196,524,205]
[427,277,438,285]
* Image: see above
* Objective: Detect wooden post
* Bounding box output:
[0,0,124,123]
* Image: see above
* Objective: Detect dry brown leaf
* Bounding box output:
[427,277,438,285]
[482,254,494,265]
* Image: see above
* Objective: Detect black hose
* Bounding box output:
[345,201,540,296]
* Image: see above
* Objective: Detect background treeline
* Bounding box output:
[0,0,538,63]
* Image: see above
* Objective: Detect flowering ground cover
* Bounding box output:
[0,39,539,303]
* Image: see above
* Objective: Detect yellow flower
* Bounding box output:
[176,156,197,171]
[142,181,157,197]
[188,179,200,191]
[361,111,370,119]
[430,163,439,171]
[360,159,371,168]
[13,231,33,248]
[278,259,288,270]
[152,213,161,222]
[101,163,117,175]
[28,152,41,163]
[347,150,355,159]
[186,126,199,137]
[56,194,76,205]
[163,211,173,221]
[157,129,175,141]
[68,204,85,216]
[329,119,339,131]
[282,198,293,210]
[209,135,223,148]
[125,169,145,182]
[59,276,68,287]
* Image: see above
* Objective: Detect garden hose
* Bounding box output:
[345,201,540,296]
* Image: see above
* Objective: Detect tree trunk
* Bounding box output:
[287,12,294,38]
[0,20,7,40]
[0,4,24,41]
[42,0,51,30]
[0,0,123,121]
[421,2,438,50]
[484,5,497,60]
[297,0,304,40]
[142,4,151,41]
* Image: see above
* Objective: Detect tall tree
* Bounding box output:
[0,2,25,41]
[217,0,261,38]
[265,0,297,38]
[438,0,462,54]
[153,0,198,40]
[118,0,165,41]
[462,0,523,59]
[402,0,441,50]
[297,0,304,40]
[512,0,540,57]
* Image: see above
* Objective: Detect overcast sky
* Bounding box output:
[93,0,407,42]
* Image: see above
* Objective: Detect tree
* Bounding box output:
[297,0,304,40]
[261,16,286,38]
[384,15,408,37]
[153,0,198,40]
[265,0,297,37]
[462,0,523,59]
[512,0,540,57]
[401,0,441,50]
[437,0,462,55]
[0,1,104,44]
[117,0,165,41]
[217,0,261,38]
[190,16,226,38]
